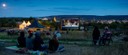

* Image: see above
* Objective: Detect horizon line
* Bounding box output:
[0,15,128,18]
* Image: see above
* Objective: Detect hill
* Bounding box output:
[1,15,128,20]
[41,15,128,20]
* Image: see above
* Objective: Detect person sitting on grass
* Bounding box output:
[26,30,33,50]
[48,34,64,53]
[33,35,44,51]
[33,29,47,51]
[17,30,26,48]
[99,26,112,46]
[48,34,59,52]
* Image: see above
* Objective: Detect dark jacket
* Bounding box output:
[26,33,33,50]
[92,27,100,40]
[33,36,44,51]
[17,31,26,47]
[49,37,59,51]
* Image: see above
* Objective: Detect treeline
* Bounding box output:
[0,17,34,27]
[0,17,128,29]
[87,22,128,29]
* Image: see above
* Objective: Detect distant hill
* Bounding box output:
[42,15,128,20]
[1,15,128,20]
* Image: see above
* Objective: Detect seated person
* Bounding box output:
[26,30,33,50]
[48,35,59,52]
[17,31,26,48]
[33,37,44,51]
[99,27,112,45]
[48,35,64,52]
[49,35,59,52]
[33,29,44,51]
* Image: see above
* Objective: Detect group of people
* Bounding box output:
[17,28,63,53]
[92,26,112,46]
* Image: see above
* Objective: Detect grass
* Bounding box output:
[0,32,18,39]
[0,30,128,55]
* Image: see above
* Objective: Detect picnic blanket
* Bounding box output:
[5,45,64,55]
[5,46,19,51]
[5,46,47,55]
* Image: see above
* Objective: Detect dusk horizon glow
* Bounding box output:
[0,0,128,17]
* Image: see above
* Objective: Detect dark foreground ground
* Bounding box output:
[0,41,128,55]
[0,30,127,55]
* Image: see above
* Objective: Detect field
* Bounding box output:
[0,29,128,55]
[0,41,128,55]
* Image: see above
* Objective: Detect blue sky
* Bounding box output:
[0,0,128,17]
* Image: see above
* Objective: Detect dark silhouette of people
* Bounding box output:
[33,29,44,51]
[99,26,112,45]
[26,30,33,50]
[35,29,41,37]
[48,35,59,52]
[92,26,100,45]
[17,30,26,48]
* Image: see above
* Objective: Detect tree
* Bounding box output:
[10,19,16,27]
[109,22,118,29]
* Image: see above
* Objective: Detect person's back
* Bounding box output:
[35,31,41,37]
[92,27,100,39]
[99,26,112,45]
[49,35,59,52]
[33,36,44,51]
[18,37,26,47]
[26,32,33,50]
[17,31,26,48]
[92,26,100,45]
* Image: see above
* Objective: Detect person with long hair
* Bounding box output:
[33,29,44,51]
[92,26,100,45]
[26,30,33,50]
[99,26,112,45]
[17,30,26,47]
[48,35,59,52]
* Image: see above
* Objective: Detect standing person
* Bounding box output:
[26,30,33,50]
[92,26,100,45]
[33,29,44,51]
[17,30,26,48]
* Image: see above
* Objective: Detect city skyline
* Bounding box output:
[0,0,128,17]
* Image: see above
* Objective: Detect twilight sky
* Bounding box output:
[0,0,128,17]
